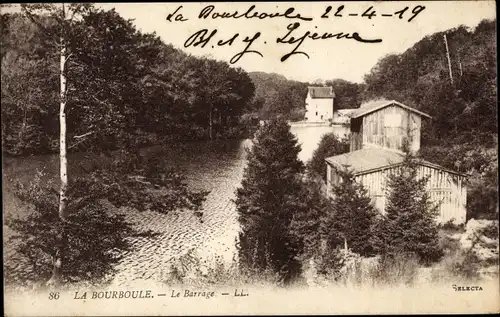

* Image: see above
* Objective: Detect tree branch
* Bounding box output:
[68,139,86,150]
[68,131,94,150]
[64,53,73,67]
[73,131,93,139]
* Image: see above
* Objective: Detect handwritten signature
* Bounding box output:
[170,4,426,64]
[184,22,381,64]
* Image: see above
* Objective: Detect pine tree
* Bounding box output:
[235,118,305,285]
[322,168,379,257]
[380,152,443,264]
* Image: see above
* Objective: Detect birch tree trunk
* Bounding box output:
[443,34,454,85]
[48,4,68,286]
[59,41,68,222]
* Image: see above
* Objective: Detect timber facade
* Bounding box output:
[326,100,467,225]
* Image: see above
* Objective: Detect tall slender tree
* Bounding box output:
[21,3,94,284]
[235,118,305,284]
[7,5,210,287]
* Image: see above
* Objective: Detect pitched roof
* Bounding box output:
[352,99,431,119]
[308,86,335,99]
[325,147,466,176]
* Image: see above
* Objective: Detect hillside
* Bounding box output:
[247,72,309,121]
[360,18,497,221]
[362,19,496,147]
[248,19,496,147]
[247,72,365,120]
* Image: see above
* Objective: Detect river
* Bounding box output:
[3,124,348,287]
[290,124,349,162]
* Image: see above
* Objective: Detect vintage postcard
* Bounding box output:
[2,1,498,315]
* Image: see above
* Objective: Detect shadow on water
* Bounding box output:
[2,123,347,189]
[3,139,253,285]
[2,139,252,203]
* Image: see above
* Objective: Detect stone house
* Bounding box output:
[304,87,335,122]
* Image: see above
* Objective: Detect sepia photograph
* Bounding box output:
[2,1,498,315]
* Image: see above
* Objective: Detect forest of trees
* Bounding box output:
[3,10,496,157]
[2,3,496,289]
[1,8,256,156]
[247,19,496,149]
[362,20,496,147]
[247,72,309,121]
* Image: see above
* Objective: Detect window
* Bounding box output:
[316,112,318,116]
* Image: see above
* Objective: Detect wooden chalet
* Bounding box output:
[326,100,467,224]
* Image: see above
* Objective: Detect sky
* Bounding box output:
[96,2,493,83]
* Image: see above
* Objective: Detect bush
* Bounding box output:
[322,169,379,257]
[314,247,364,285]
[467,166,498,221]
[430,249,482,283]
[481,221,499,241]
[366,253,420,286]
[312,249,420,287]
[4,170,138,286]
[307,133,349,181]
[439,220,465,232]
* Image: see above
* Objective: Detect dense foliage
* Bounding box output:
[306,133,350,181]
[322,169,379,257]
[247,72,309,121]
[324,79,365,109]
[378,153,444,265]
[1,9,256,156]
[5,149,209,286]
[363,20,496,147]
[235,118,307,284]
